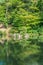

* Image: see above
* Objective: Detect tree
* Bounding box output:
[0,0,43,65]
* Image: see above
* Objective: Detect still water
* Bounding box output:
[0,61,39,65]
[26,61,39,65]
[0,61,5,65]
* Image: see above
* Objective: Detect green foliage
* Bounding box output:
[0,0,43,65]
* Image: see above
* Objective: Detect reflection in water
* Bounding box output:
[0,61,5,65]
[0,61,39,65]
[24,54,40,65]
[26,61,39,65]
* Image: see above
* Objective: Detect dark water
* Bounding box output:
[0,61,39,65]
[26,61,39,65]
[0,61,40,65]
[0,61,5,65]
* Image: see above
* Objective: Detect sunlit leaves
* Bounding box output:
[0,0,43,65]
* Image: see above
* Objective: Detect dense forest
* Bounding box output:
[0,0,43,65]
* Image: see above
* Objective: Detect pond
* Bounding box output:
[0,61,5,65]
[26,61,39,65]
